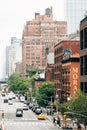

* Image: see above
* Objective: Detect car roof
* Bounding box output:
[16,108,23,111]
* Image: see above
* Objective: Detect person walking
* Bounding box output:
[53,116,56,125]
[57,116,61,126]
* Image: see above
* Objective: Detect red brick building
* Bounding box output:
[62,54,80,101]
[22,7,67,77]
[45,64,54,82]
[54,40,80,101]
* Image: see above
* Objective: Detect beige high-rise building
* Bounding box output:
[22,7,67,77]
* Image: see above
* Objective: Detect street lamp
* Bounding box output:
[50,96,53,115]
[29,86,32,100]
[55,88,61,112]
[56,94,59,112]
[67,97,70,102]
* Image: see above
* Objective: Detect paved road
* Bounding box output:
[0,93,60,130]
[5,120,59,130]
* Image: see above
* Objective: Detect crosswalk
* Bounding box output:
[0,112,38,121]
[5,121,54,126]
[2,118,38,121]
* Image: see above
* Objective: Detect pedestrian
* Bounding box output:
[53,116,56,125]
[77,123,81,130]
[57,116,61,126]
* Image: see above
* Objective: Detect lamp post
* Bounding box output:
[67,97,70,102]
[29,86,32,101]
[50,96,53,115]
[56,94,59,112]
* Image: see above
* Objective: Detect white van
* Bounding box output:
[20,96,25,102]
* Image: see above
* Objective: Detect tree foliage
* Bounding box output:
[26,68,40,78]
[58,91,87,125]
[36,81,54,107]
[70,91,87,124]
[58,101,69,114]
[7,72,33,95]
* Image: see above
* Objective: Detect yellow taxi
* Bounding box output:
[37,114,46,120]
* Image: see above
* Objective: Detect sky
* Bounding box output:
[0,0,65,79]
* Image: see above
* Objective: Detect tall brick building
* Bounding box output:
[62,54,80,101]
[54,40,80,101]
[22,7,67,77]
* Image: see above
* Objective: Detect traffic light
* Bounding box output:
[63,114,67,121]
[2,112,4,118]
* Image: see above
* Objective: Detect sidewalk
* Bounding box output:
[46,114,53,121]
[46,114,63,130]
[46,114,87,130]
[44,111,63,122]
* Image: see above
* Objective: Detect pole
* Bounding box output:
[51,96,53,115]
[56,99,58,112]
[56,94,58,112]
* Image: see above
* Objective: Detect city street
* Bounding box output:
[0,93,59,130]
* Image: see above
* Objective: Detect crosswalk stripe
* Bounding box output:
[3,118,38,120]
[5,122,54,126]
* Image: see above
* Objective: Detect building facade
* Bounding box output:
[54,40,80,101]
[22,7,67,77]
[45,52,54,82]
[80,17,87,93]
[45,64,54,82]
[15,62,22,75]
[6,37,22,77]
[65,0,87,34]
[62,54,80,101]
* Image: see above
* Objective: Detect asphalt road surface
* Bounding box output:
[0,92,59,130]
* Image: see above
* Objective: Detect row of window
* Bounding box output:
[80,28,87,49]
[55,47,62,55]
[80,55,87,75]
[81,82,87,93]
[55,56,62,63]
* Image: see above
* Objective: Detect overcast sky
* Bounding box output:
[0,0,65,79]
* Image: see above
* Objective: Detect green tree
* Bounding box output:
[36,81,54,107]
[70,91,87,125]
[7,72,30,95]
[57,91,87,126]
[58,101,69,114]
[26,68,40,78]
[7,72,20,86]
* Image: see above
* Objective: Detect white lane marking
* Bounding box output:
[5,121,54,126]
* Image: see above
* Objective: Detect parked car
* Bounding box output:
[1,93,5,97]
[29,103,34,109]
[23,100,27,104]
[8,100,13,105]
[22,105,28,111]
[12,95,16,99]
[20,96,25,102]
[26,100,30,105]
[3,99,8,103]
[35,107,42,115]
[32,105,39,112]
[8,97,12,100]
[16,108,23,117]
